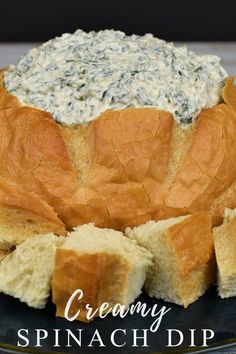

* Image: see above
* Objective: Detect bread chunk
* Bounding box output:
[213,209,236,298]
[0,234,64,308]
[126,212,215,307]
[52,224,152,322]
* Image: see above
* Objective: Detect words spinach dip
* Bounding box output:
[4,29,227,125]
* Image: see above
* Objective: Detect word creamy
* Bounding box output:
[65,289,171,332]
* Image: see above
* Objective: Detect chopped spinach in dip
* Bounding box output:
[4,29,227,125]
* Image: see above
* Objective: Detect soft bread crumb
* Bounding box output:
[0,234,64,308]
[126,213,215,307]
[223,208,236,223]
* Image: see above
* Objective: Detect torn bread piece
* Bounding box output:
[213,208,236,298]
[126,212,215,308]
[0,234,64,308]
[52,224,152,322]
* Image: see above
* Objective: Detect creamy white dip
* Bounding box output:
[4,29,227,125]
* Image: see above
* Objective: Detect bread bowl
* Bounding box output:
[1,30,236,241]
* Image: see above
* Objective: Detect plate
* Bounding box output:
[0,287,236,354]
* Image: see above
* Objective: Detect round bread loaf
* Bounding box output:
[0,31,236,246]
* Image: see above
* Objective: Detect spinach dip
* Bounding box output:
[4,29,227,125]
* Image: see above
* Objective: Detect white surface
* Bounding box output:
[0,42,235,77]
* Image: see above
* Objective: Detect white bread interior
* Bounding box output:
[0,234,64,308]
[52,223,152,322]
[223,207,236,223]
[213,209,236,298]
[126,212,215,307]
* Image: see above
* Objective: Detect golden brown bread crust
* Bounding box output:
[1,68,236,232]
[210,180,236,226]
[0,71,19,109]
[208,77,236,224]
[0,175,64,227]
[70,108,175,229]
[168,212,214,276]
[165,103,236,217]
[223,76,236,112]
[0,73,82,229]
[176,257,216,307]
[169,211,216,307]
[0,248,12,261]
[0,175,66,248]
[52,249,129,322]
[63,99,236,229]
